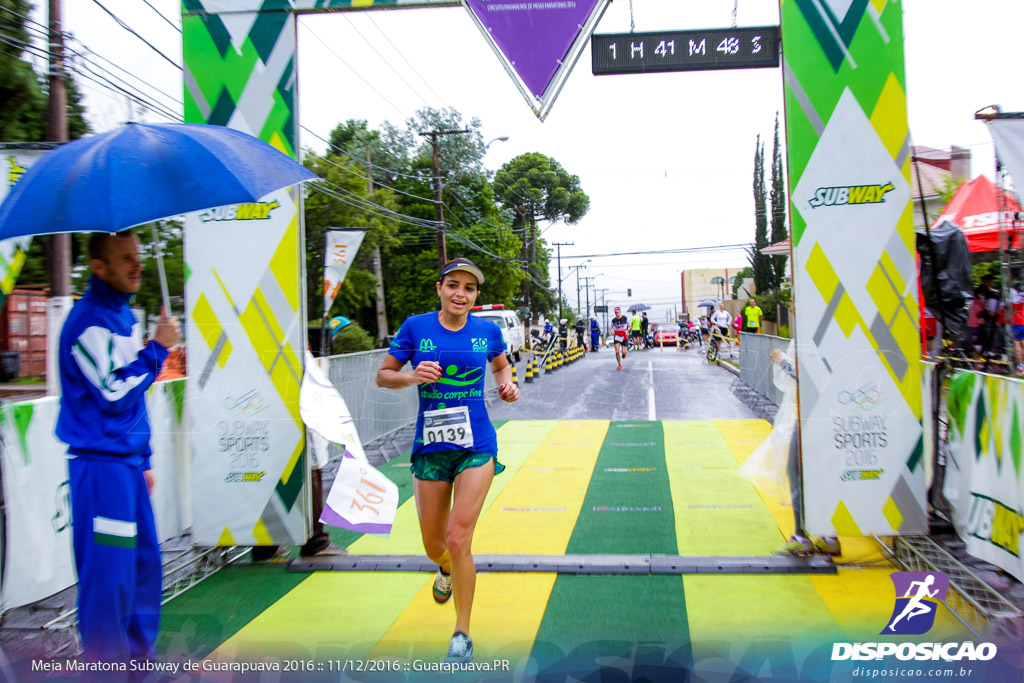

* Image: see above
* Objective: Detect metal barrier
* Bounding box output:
[738,332,790,405]
[323,347,506,447]
[324,349,418,446]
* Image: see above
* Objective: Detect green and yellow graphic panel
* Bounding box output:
[782,0,925,536]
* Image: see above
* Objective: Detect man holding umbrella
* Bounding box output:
[57,230,180,664]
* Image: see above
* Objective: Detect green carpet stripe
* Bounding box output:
[156,564,309,659]
[530,575,690,676]
[565,421,677,555]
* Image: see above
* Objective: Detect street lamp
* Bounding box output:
[484,135,510,150]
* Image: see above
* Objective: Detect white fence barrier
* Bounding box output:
[0,380,189,613]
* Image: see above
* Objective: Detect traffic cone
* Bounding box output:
[511,361,518,385]
[524,356,534,383]
[545,353,553,374]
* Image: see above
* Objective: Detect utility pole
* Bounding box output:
[552,242,573,320]
[366,146,389,345]
[420,129,470,272]
[582,275,595,317]
[45,0,70,397]
[597,287,610,335]
[47,0,69,298]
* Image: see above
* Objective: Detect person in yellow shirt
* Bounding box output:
[743,298,764,334]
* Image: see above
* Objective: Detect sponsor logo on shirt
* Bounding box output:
[419,338,437,352]
[472,337,488,351]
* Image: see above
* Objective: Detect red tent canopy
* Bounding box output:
[933,175,1022,252]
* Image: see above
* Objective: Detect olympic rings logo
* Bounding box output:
[837,384,881,411]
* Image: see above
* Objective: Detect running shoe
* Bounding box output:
[776,535,814,557]
[432,568,452,604]
[445,632,474,665]
[813,536,842,556]
[617,364,622,370]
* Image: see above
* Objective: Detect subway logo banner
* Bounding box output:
[944,371,1024,582]
[0,149,48,312]
[782,0,924,535]
[183,8,308,546]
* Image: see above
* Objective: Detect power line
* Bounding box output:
[300,22,407,121]
[141,0,180,33]
[88,0,180,70]
[342,14,431,107]
[366,14,448,106]
[66,36,183,106]
[300,125,426,180]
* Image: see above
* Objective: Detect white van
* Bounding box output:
[470,304,524,362]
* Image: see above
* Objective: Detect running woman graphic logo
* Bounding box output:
[883,571,949,635]
[418,339,437,352]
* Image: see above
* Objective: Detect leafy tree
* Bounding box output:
[305,110,525,342]
[492,153,589,321]
[303,138,401,341]
[769,113,788,288]
[749,135,771,295]
[331,321,374,354]
[731,266,754,298]
[2,1,91,291]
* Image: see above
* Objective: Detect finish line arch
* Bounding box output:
[179,0,923,547]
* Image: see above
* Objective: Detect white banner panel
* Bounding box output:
[323,229,365,314]
[0,382,189,612]
[0,398,74,612]
[944,371,1024,582]
[988,119,1024,195]
[185,191,308,547]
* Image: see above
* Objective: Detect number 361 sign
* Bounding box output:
[321,455,399,535]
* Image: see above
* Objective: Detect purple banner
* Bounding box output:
[464,0,601,99]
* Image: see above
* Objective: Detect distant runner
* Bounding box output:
[610,307,630,370]
[630,311,643,349]
[711,304,732,337]
[743,298,764,334]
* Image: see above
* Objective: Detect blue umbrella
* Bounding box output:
[0,122,317,239]
[0,122,317,311]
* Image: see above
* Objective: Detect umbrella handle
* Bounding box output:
[151,222,172,315]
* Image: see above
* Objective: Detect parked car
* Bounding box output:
[470,304,524,361]
[653,322,680,347]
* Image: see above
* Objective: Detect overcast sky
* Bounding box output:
[35,0,1024,321]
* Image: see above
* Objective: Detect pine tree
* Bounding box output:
[769,113,788,289]
[750,135,771,295]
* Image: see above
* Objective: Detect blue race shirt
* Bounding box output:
[388,312,506,456]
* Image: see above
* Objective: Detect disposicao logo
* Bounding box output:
[884,571,948,635]
[808,182,894,208]
[831,571,997,662]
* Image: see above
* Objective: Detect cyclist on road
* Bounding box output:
[611,307,630,370]
[543,319,554,348]
[375,258,520,665]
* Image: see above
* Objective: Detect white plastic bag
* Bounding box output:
[739,343,796,501]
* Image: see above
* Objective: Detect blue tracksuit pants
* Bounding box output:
[69,457,161,663]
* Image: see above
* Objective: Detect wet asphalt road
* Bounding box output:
[489,342,757,422]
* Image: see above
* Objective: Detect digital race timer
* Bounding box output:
[592,26,780,76]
